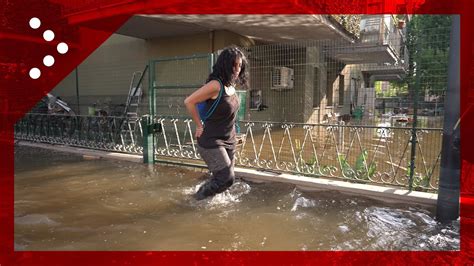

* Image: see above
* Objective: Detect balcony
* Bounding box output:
[328,15,408,66]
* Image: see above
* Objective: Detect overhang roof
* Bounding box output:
[116,15,356,43]
[116,15,405,68]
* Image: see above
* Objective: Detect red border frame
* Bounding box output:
[1,0,473,264]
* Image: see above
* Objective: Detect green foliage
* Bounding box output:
[354,150,367,172]
[406,15,452,96]
[305,155,316,166]
[413,174,431,190]
[338,150,376,180]
[367,162,376,178]
[295,139,318,171]
[355,150,376,180]
[411,169,433,191]
[375,81,409,97]
[338,154,352,177]
[389,81,409,96]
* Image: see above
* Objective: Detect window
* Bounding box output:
[313,67,320,108]
[249,90,262,110]
[338,74,345,106]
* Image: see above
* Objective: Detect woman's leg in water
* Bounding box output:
[195,146,235,200]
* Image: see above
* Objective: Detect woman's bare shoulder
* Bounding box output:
[207,79,221,88]
[204,79,221,93]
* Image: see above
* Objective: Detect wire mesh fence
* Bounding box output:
[146,17,451,191]
[15,15,452,192]
[150,54,212,118]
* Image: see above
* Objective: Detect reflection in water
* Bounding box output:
[14,146,459,251]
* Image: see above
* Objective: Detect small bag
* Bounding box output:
[197,79,224,122]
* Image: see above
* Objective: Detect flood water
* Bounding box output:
[14,145,459,251]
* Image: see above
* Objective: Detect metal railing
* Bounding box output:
[15,114,442,191]
[236,121,441,191]
[150,117,441,191]
[359,15,405,61]
[14,113,143,154]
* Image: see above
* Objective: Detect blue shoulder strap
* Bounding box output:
[202,79,224,121]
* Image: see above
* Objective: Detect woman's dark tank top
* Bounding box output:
[197,81,240,149]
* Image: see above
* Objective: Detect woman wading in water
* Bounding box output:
[184,46,249,200]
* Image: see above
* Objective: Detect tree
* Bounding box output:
[405,15,452,98]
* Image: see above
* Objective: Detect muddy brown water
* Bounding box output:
[14,145,458,251]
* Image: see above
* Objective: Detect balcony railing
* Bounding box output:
[359,15,406,63]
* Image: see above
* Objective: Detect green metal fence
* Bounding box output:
[148,54,213,118]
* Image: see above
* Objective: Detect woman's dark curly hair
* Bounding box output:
[207,45,249,88]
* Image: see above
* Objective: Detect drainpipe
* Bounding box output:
[436,15,460,223]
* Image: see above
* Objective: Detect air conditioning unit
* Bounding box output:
[271,67,294,90]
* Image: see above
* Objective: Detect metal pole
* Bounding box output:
[436,15,460,222]
[408,20,420,191]
[145,61,155,164]
[142,115,155,164]
[408,74,419,191]
[148,61,155,116]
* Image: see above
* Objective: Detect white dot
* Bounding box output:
[43,55,55,67]
[57,42,68,54]
[29,17,41,29]
[43,30,55,41]
[29,68,41,79]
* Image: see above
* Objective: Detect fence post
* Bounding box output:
[408,74,419,191]
[142,115,154,164]
[148,60,155,117]
[436,15,460,222]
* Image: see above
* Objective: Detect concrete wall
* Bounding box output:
[342,64,367,116]
[304,62,366,124]
[303,46,323,124]
[51,34,149,115]
[305,58,333,124]
[244,44,363,125]
[246,45,309,123]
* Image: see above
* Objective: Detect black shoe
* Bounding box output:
[215,179,234,193]
[194,181,219,200]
